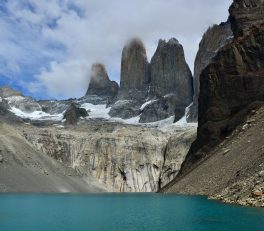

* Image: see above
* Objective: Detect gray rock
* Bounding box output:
[139,38,193,123]
[85,63,119,103]
[39,100,72,115]
[140,95,186,123]
[117,38,150,101]
[258,171,264,177]
[63,103,88,125]
[108,100,141,119]
[149,38,193,103]
[187,23,233,122]
[0,154,3,163]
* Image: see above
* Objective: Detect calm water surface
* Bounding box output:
[0,193,263,231]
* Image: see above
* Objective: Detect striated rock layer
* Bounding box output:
[18,122,196,192]
[187,23,233,122]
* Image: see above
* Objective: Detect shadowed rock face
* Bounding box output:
[118,38,150,101]
[187,23,233,122]
[180,0,264,173]
[140,38,193,123]
[229,0,264,37]
[63,103,88,125]
[86,63,119,101]
[150,38,193,102]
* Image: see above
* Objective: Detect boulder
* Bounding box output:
[63,103,88,125]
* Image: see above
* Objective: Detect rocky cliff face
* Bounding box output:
[187,23,233,122]
[18,122,196,192]
[118,38,150,101]
[229,0,264,36]
[140,39,193,123]
[109,39,150,119]
[85,63,119,104]
[149,38,193,100]
[110,38,193,123]
[172,0,264,178]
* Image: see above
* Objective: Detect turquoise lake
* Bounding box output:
[0,193,263,231]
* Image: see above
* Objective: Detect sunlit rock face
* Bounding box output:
[187,23,233,122]
[19,122,196,192]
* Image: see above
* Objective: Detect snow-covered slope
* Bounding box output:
[3,93,197,129]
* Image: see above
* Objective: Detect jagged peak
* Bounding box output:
[90,63,110,82]
[157,38,181,50]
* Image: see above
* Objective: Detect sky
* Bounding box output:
[0,0,232,100]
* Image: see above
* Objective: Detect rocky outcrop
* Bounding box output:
[85,63,119,104]
[162,105,264,207]
[118,38,150,101]
[110,38,194,122]
[19,122,196,192]
[63,103,88,125]
[140,38,193,123]
[187,23,233,122]
[109,39,150,119]
[149,38,193,100]
[229,0,264,37]
[164,0,264,199]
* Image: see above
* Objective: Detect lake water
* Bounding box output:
[0,193,263,231]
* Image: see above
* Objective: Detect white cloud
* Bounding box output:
[0,0,232,99]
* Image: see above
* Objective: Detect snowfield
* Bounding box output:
[6,95,197,129]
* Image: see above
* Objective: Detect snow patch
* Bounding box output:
[9,107,64,121]
[81,103,111,119]
[140,100,157,110]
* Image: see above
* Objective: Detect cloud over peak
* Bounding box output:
[0,0,232,99]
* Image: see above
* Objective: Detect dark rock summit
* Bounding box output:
[140,38,193,123]
[86,64,119,99]
[180,0,264,173]
[110,38,194,122]
[149,38,193,100]
[118,38,150,101]
[85,63,119,104]
[109,38,150,119]
[187,23,233,122]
